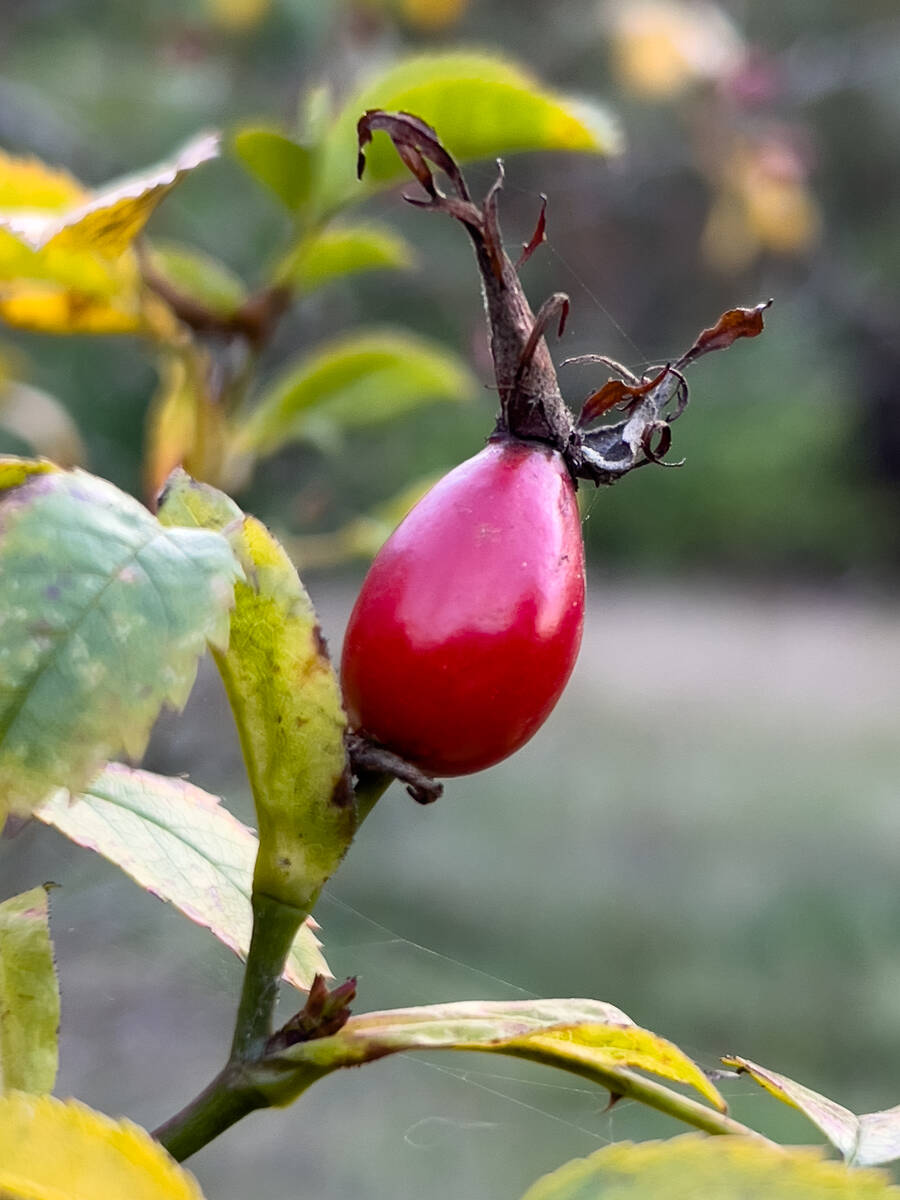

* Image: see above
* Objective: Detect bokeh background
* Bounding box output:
[2,1,900,1196]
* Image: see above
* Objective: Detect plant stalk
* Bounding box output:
[230,892,309,1062]
[154,1065,268,1162]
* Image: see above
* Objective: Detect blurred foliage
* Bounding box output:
[0,0,897,578]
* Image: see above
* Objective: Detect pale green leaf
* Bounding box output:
[276,222,415,291]
[157,472,353,913]
[237,328,475,455]
[0,467,241,829]
[265,997,725,1113]
[0,1092,206,1200]
[232,127,314,211]
[311,51,621,218]
[0,887,59,1094]
[724,1055,900,1168]
[0,381,85,467]
[148,241,247,317]
[518,1134,900,1200]
[35,764,327,990]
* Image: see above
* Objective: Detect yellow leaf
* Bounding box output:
[144,353,231,501]
[0,281,145,334]
[0,132,220,258]
[0,150,86,211]
[607,1,745,99]
[0,1092,206,1200]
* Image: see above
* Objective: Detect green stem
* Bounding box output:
[154,1065,267,1162]
[354,771,392,826]
[230,892,307,1062]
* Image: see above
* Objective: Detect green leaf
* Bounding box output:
[237,328,475,455]
[34,764,328,990]
[147,242,248,318]
[311,51,621,218]
[276,222,415,291]
[261,997,725,1114]
[0,1092,206,1200]
[518,1134,900,1200]
[724,1055,900,1168]
[157,472,353,914]
[231,127,314,211]
[0,466,241,829]
[0,887,59,1094]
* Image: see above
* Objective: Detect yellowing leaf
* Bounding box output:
[237,328,475,455]
[0,151,85,211]
[263,997,725,1115]
[0,466,241,829]
[205,0,272,31]
[518,1133,900,1200]
[0,887,59,1094]
[0,136,218,335]
[156,473,353,913]
[724,1055,900,1168]
[606,1,746,99]
[0,281,146,334]
[0,1091,206,1200]
[35,764,328,989]
[144,352,231,501]
[311,51,620,218]
[397,0,470,32]
[276,223,415,291]
[0,132,220,258]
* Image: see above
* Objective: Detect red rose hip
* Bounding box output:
[340,438,585,776]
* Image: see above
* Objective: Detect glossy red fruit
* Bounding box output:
[340,438,585,776]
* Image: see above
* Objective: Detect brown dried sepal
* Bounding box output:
[516,193,548,269]
[676,300,772,370]
[578,364,670,427]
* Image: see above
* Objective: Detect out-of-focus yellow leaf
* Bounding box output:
[0,135,218,335]
[0,1091,206,1200]
[205,0,272,31]
[144,352,231,501]
[519,1134,900,1200]
[396,0,470,31]
[606,0,745,98]
[0,381,86,466]
[702,138,821,272]
[0,132,220,258]
[0,281,145,334]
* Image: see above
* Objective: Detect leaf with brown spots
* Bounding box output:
[156,471,353,914]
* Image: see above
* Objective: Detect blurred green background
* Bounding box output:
[2,0,900,1196]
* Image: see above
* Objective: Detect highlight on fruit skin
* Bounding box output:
[340,438,585,777]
